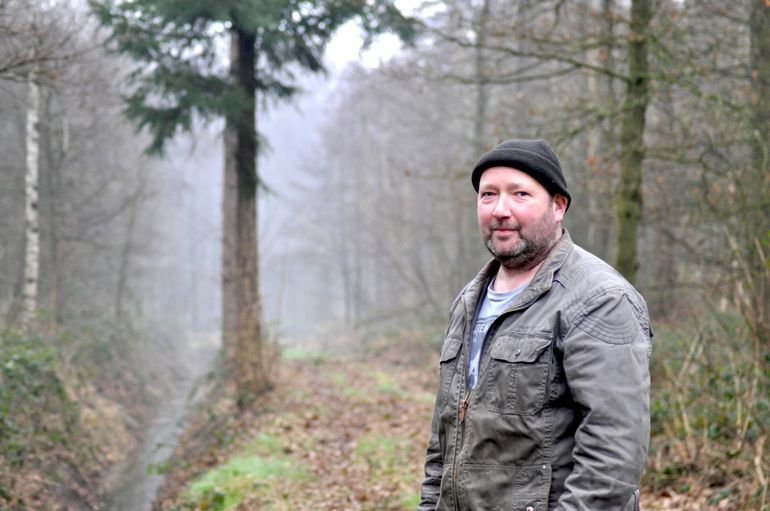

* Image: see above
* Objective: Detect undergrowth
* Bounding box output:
[0,320,172,510]
[645,311,769,509]
[0,328,100,509]
[0,331,79,465]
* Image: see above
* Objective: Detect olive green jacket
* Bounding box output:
[418,231,652,511]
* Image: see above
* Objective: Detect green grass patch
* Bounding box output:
[325,366,411,401]
[181,433,310,511]
[185,455,300,510]
[372,370,404,395]
[281,346,324,363]
[324,369,369,400]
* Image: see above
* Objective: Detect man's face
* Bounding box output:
[477,166,567,271]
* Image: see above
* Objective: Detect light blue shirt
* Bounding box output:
[468,279,525,389]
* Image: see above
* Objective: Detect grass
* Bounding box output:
[325,365,413,402]
[179,432,311,511]
[280,346,325,363]
[372,370,405,395]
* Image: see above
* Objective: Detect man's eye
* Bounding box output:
[515,191,529,197]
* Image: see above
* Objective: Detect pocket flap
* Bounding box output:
[439,336,462,363]
[490,335,551,363]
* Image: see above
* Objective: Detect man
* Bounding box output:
[418,139,652,511]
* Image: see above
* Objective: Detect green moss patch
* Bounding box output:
[181,433,309,511]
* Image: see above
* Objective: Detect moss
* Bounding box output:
[181,432,310,511]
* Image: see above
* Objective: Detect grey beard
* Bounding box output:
[483,230,556,271]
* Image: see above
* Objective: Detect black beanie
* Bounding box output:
[471,138,571,210]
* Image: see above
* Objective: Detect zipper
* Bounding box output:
[459,392,470,422]
[452,297,471,511]
[451,280,550,509]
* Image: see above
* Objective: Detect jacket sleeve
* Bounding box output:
[417,380,444,510]
[556,288,652,511]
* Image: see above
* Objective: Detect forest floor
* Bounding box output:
[153,332,741,511]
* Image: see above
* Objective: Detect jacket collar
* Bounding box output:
[461,229,575,314]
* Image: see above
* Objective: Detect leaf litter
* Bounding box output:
[153,339,437,511]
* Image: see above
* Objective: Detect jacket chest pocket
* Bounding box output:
[438,335,462,413]
[485,334,552,416]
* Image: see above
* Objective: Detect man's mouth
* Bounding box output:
[491,225,520,234]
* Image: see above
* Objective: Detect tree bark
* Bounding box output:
[230,26,270,409]
[748,0,770,342]
[454,0,491,295]
[21,64,40,328]
[586,0,617,262]
[115,169,146,321]
[472,0,491,157]
[222,32,239,364]
[42,95,64,329]
[614,0,651,284]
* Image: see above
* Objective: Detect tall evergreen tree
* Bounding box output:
[89,0,414,408]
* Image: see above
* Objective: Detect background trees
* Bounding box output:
[272,0,768,505]
[89,0,415,407]
[0,1,220,506]
[0,0,767,507]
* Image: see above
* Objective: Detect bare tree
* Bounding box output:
[614,0,652,283]
[20,59,39,327]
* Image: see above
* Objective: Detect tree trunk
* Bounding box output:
[339,160,353,326]
[230,26,270,409]
[586,0,617,262]
[115,169,146,321]
[49,236,61,325]
[21,65,40,328]
[750,0,770,164]
[222,32,239,364]
[598,0,618,261]
[42,96,64,329]
[614,0,651,284]
[472,0,491,157]
[748,0,770,342]
[454,0,491,294]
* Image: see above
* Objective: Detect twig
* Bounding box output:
[755,435,767,506]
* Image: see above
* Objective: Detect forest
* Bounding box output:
[0,0,768,509]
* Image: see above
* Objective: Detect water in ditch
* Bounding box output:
[103,334,218,511]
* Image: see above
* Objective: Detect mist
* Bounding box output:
[2,0,768,509]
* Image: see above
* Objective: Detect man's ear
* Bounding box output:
[552,194,568,220]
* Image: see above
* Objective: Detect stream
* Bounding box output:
[103,334,218,511]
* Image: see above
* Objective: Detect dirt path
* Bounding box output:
[156,348,695,510]
[153,348,438,510]
[244,356,435,510]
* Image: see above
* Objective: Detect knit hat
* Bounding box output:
[471,138,571,209]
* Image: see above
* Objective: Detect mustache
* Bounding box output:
[489,221,521,231]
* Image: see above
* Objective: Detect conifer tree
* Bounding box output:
[89,0,413,408]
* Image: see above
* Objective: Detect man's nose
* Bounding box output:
[492,195,512,218]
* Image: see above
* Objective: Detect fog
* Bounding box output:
[157,30,405,343]
[3,1,768,509]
